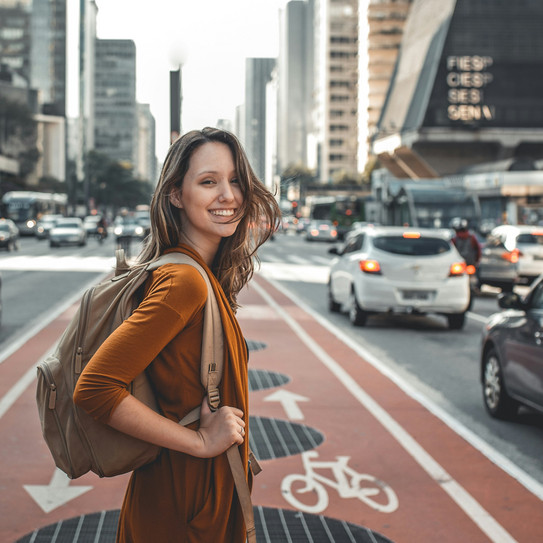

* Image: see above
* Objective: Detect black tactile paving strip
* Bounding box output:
[16,507,394,542]
[248,368,290,391]
[246,339,267,352]
[248,416,324,460]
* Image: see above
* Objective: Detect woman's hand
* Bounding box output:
[196,397,245,458]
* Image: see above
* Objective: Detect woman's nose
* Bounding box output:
[218,180,235,201]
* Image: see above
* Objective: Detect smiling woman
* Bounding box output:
[73,127,280,542]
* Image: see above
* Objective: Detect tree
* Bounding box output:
[0,95,40,184]
[86,151,153,213]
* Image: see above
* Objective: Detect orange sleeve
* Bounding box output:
[73,264,207,423]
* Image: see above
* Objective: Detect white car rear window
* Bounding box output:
[372,236,451,256]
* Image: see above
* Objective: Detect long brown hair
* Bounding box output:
[137,127,280,310]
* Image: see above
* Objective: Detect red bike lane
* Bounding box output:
[0,272,542,542]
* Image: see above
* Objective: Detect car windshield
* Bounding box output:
[57,221,80,228]
[0,224,10,232]
[372,235,451,256]
[516,233,543,245]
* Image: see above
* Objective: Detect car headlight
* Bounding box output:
[135,226,144,235]
[114,227,122,236]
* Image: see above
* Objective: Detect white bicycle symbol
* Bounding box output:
[281,451,399,514]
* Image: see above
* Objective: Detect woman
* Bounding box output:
[74,127,281,542]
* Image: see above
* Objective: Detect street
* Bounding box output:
[1,232,542,542]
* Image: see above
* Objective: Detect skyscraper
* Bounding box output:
[94,39,137,166]
[277,0,315,174]
[312,0,359,183]
[244,57,276,181]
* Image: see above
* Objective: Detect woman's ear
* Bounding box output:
[169,190,183,209]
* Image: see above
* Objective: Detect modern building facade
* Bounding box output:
[358,0,412,169]
[373,0,543,178]
[244,57,276,181]
[0,1,31,84]
[94,38,137,166]
[312,0,359,183]
[30,0,67,116]
[277,0,315,174]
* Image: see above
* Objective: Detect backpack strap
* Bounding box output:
[144,251,257,542]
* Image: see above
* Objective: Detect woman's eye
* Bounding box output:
[231,178,240,184]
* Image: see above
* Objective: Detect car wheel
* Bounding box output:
[349,290,367,326]
[328,282,341,313]
[482,347,518,419]
[446,313,465,330]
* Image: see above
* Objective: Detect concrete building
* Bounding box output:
[372,0,543,178]
[0,1,31,83]
[94,38,137,166]
[312,0,359,183]
[30,0,67,116]
[136,103,157,184]
[244,57,276,181]
[358,0,412,169]
[277,0,315,174]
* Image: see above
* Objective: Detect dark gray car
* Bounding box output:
[480,275,543,419]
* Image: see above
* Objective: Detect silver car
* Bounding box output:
[481,275,543,419]
[49,217,87,247]
[478,225,543,290]
[328,226,470,329]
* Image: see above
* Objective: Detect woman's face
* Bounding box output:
[171,141,244,251]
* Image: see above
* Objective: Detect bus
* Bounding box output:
[306,195,366,239]
[1,191,68,235]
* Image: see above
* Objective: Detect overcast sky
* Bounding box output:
[91,0,287,159]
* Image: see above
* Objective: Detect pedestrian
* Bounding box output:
[73,127,281,542]
[450,218,481,267]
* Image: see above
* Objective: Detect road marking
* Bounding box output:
[264,390,309,420]
[24,469,93,513]
[0,255,115,272]
[253,278,520,543]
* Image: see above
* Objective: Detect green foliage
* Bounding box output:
[86,151,153,211]
[0,95,40,183]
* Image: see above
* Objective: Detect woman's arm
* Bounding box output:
[108,394,245,458]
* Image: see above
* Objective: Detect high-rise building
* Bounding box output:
[0,2,31,83]
[94,39,137,166]
[277,0,315,174]
[358,0,412,169]
[373,0,543,178]
[312,0,359,183]
[30,0,67,116]
[244,57,276,181]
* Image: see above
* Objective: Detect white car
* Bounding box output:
[478,225,543,290]
[328,226,470,329]
[49,217,87,247]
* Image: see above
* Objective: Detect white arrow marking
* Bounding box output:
[263,390,309,420]
[24,468,93,513]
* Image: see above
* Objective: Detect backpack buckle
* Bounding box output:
[207,388,220,411]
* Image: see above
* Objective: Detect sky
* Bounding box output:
[92,0,288,160]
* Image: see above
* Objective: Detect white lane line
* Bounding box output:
[0,364,36,420]
[263,277,543,500]
[0,272,110,365]
[0,273,112,421]
[252,278,520,543]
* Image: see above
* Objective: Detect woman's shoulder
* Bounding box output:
[146,262,208,310]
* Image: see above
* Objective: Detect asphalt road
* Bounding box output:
[1,231,542,489]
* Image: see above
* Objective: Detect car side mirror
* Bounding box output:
[497,292,524,310]
[328,246,339,255]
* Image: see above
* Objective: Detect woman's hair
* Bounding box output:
[137,127,281,310]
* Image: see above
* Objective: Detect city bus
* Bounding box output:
[1,191,68,235]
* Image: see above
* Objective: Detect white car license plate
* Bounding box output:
[402,290,432,301]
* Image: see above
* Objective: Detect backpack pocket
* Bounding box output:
[36,355,92,479]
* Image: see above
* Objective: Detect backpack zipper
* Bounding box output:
[74,287,95,374]
[38,363,76,477]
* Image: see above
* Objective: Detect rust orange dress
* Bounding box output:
[73,245,250,543]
